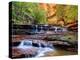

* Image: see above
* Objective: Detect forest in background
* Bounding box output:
[11,2,78,27]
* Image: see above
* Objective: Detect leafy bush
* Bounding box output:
[12,2,47,25]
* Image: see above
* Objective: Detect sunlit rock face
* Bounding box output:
[39,3,56,24]
[39,3,77,29]
[39,3,65,26]
[39,3,56,17]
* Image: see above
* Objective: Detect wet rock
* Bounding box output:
[12,47,38,58]
[12,47,23,58]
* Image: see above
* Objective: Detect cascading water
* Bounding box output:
[35,25,45,34]
[55,27,57,33]
[40,26,43,32]
[35,42,54,57]
[35,25,38,33]
[17,39,55,57]
[17,40,33,49]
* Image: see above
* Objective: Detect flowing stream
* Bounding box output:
[17,39,55,57]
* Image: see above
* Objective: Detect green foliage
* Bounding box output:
[32,8,47,24]
[56,5,65,18]
[64,5,78,21]
[56,5,78,23]
[11,2,47,25]
[11,2,78,25]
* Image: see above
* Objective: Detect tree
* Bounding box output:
[56,5,78,25]
[12,2,47,25]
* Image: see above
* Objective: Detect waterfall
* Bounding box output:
[17,39,55,57]
[40,26,43,32]
[54,26,57,33]
[35,42,55,57]
[35,25,44,34]
[17,40,33,49]
[35,47,54,57]
[35,25,38,33]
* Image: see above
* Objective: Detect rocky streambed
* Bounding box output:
[11,39,77,58]
[11,32,78,58]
